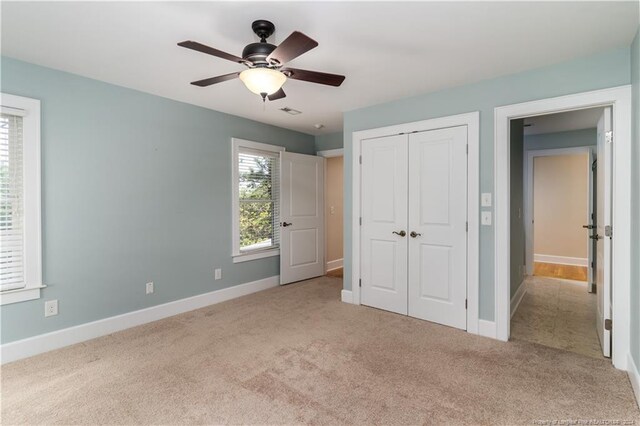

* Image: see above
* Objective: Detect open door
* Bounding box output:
[595,106,612,358]
[279,152,324,285]
[585,150,596,293]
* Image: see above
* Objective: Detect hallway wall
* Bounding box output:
[533,154,590,260]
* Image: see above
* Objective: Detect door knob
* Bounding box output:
[582,224,595,229]
[281,222,293,227]
[392,230,406,237]
[410,231,422,238]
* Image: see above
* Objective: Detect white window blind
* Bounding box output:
[237,147,279,253]
[0,113,25,291]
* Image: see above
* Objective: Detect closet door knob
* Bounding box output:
[410,231,422,238]
[392,230,406,237]
[281,222,293,227]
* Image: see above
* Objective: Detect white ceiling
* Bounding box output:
[524,107,605,136]
[1,2,638,135]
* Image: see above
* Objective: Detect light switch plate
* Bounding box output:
[214,268,222,280]
[481,193,492,207]
[481,211,492,226]
[146,282,154,294]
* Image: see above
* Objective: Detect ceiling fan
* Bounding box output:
[178,20,345,102]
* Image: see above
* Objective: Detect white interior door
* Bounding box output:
[596,106,612,357]
[360,134,408,315]
[407,127,468,330]
[586,149,596,293]
[280,152,324,285]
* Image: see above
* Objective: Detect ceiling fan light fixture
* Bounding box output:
[239,68,286,96]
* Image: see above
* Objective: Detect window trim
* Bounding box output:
[0,93,43,305]
[231,138,284,263]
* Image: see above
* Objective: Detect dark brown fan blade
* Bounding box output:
[266,31,318,65]
[178,41,245,64]
[191,72,240,87]
[282,68,345,87]
[268,88,286,101]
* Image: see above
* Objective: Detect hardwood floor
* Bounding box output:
[326,267,343,278]
[533,262,588,281]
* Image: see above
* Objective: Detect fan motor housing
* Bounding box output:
[242,42,277,66]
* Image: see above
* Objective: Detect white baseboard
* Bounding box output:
[0,275,280,365]
[510,280,527,319]
[628,353,640,409]
[478,319,497,339]
[341,289,353,304]
[534,254,588,267]
[326,258,344,271]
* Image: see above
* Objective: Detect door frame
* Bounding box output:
[524,146,593,276]
[494,85,632,369]
[351,112,480,335]
[317,148,344,274]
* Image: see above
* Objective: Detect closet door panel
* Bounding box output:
[360,134,408,315]
[408,126,467,329]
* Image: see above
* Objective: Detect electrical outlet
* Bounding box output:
[330,206,335,215]
[146,282,154,294]
[45,300,58,317]
[214,268,222,280]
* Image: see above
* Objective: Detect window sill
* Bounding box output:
[0,284,46,305]
[232,249,279,263]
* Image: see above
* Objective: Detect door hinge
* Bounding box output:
[605,318,612,331]
[359,155,362,164]
[465,299,468,309]
[591,261,594,268]
[605,225,612,238]
[605,131,613,144]
[359,217,362,226]
[359,279,362,288]
[466,222,468,232]
[466,144,469,154]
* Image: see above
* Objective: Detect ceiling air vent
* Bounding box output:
[280,107,302,115]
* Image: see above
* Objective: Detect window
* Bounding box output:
[232,138,284,263]
[0,93,42,305]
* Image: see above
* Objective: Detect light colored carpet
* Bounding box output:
[2,276,638,425]
[512,276,603,359]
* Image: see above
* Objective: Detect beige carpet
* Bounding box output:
[512,276,603,359]
[2,277,638,425]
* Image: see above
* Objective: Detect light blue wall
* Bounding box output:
[510,119,525,299]
[314,132,343,152]
[0,57,315,344]
[524,128,597,152]
[343,47,631,321]
[630,28,640,369]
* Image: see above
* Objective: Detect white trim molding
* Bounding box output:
[510,280,527,318]
[0,93,42,305]
[533,254,588,267]
[524,146,593,275]
[0,275,279,364]
[341,289,353,304]
[351,111,480,335]
[326,258,343,271]
[478,320,497,339]
[627,353,640,409]
[494,85,632,370]
[316,148,344,158]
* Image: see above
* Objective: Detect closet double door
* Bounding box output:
[360,126,468,330]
